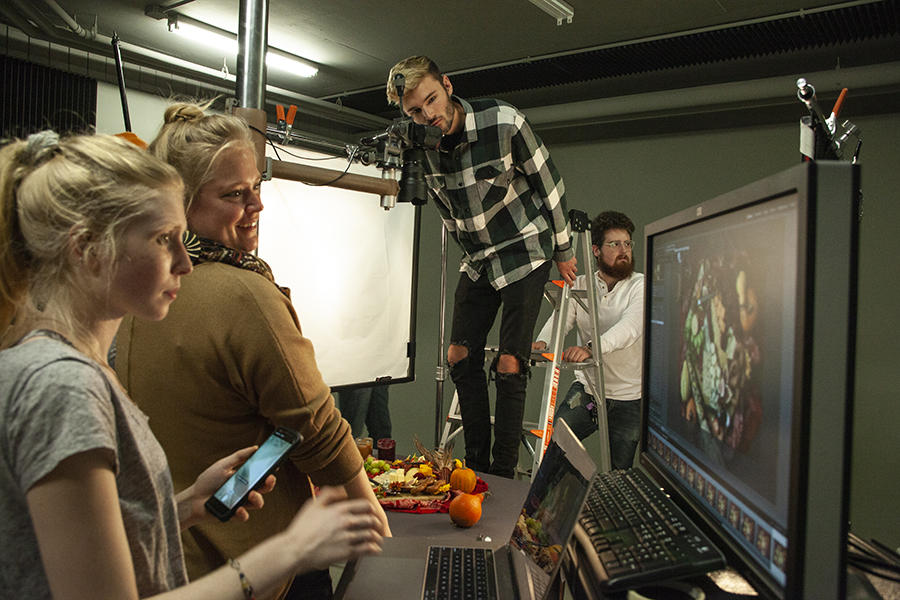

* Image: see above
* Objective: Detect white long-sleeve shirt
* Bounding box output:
[536,271,644,400]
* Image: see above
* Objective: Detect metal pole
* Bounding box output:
[110,33,131,132]
[581,226,612,474]
[236,0,267,110]
[435,225,449,447]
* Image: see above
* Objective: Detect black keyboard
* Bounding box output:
[422,546,498,600]
[579,469,725,591]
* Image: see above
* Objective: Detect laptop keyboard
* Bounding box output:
[422,546,498,600]
[580,469,725,591]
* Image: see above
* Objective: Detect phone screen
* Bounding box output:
[213,429,298,510]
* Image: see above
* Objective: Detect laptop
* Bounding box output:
[420,419,597,600]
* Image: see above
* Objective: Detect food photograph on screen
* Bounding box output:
[645,194,801,586]
[510,443,588,576]
[667,204,792,506]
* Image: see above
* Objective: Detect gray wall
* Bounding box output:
[388,113,900,550]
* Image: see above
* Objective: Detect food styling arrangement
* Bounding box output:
[512,510,562,574]
[362,436,489,526]
[680,256,763,455]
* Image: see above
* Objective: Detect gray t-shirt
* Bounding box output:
[0,333,188,598]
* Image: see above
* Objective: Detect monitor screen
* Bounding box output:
[640,161,859,599]
[510,420,597,594]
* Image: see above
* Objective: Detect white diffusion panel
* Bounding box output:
[257,145,414,388]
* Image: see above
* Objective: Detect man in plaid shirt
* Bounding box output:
[387,56,577,478]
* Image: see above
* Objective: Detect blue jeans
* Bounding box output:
[336,386,391,443]
[449,261,552,478]
[554,381,641,471]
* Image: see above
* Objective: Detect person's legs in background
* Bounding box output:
[554,381,600,441]
[606,398,641,470]
[336,388,371,439]
[365,385,392,443]
[553,383,641,470]
[448,273,502,474]
[490,261,552,478]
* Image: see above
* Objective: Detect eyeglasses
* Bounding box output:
[599,240,635,251]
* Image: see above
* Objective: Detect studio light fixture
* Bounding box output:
[167,13,318,77]
[527,0,574,25]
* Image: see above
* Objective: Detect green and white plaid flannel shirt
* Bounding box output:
[423,97,574,290]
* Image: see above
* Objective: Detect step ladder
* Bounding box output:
[438,210,612,478]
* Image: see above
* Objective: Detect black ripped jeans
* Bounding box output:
[449,261,552,478]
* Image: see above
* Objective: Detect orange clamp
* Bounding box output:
[831,88,849,120]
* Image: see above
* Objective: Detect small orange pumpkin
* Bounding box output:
[449,460,477,493]
[449,492,489,528]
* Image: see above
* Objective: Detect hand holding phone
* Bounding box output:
[205,427,302,522]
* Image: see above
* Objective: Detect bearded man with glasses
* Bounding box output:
[533,211,644,469]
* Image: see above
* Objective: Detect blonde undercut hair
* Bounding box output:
[386,55,444,107]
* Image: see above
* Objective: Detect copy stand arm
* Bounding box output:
[233,106,401,199]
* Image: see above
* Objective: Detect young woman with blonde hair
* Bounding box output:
[0,132,382,600]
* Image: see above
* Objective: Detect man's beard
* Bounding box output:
[598,254,634,280]
[436,94,458,134]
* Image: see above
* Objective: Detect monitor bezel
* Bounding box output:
[639,161,859,599]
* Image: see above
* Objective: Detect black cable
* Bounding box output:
[848,551,900,573]
[847,560,900,584]
[846,534,900,584]
[248,121,361,187]
[301,145,359,187]
[247,124,267,139]
[266,139,348,162]
[263,132,359,187]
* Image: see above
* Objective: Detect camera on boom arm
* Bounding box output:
[357,117,441,209]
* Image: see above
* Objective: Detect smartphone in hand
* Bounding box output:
[204,427,302,522]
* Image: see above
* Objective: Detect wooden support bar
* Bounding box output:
[271,160,399,197]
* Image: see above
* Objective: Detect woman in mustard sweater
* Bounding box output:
[115,103,390,600]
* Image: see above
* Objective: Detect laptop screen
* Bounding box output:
[509,421,596,588]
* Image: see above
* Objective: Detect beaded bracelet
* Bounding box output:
[228,559,256,600]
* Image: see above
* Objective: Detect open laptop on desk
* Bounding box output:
[337,420,596,600]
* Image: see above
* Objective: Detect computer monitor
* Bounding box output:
[640,161,860,599]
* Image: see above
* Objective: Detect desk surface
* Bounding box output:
[382,473,530,544]
[334,473,530,600]
[335,474,897,600]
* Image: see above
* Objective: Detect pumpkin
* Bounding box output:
[449,492,489,528]
[449,460,477,493]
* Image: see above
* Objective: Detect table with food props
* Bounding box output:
[334,439,532,600]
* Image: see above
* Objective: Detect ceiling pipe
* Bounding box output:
[39,0,94,40]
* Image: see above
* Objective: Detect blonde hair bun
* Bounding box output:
[165,103,205,124]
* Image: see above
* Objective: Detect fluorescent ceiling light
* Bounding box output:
[528,0,574,25]
[169,16,318,77]
[171,21,237,53]
[265,52,318,78]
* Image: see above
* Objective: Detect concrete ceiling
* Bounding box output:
[3,0,899,143]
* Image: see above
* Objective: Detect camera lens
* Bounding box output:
[398,148,428,205]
